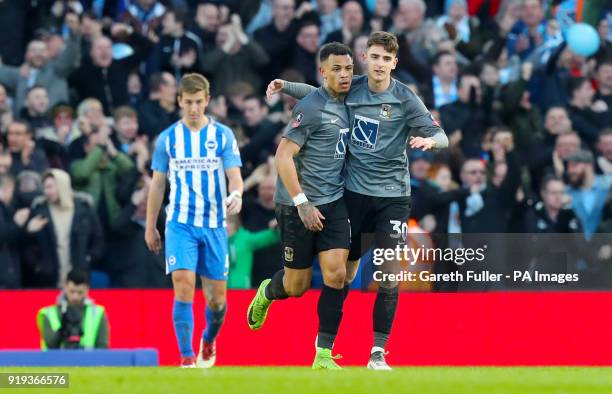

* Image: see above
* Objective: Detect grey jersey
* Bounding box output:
[344,75,447,197]
[283,76,448,197]
[274,87,350,206]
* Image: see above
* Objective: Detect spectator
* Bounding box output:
[253,0,298,85]
[23,170,104,288]
[325,0,366,45]
[595,59,612,109]
[0,13,81,114]
[13,170,43,210]
[351,34,369,75]
[111,106,149,174]
[127,72,143,107]
[106,172,168,288]
[137,72,179,139]
[69,23,153,115]
[317,0,342,43]
[0,83,13,134]
[0,173,28,289]
[120,0,166,35]
[0,0,30,67]
[190,2,221,53]
[227,214,279,289]
[201,15,270,95]
[154,8,203,81]
[37,268,109,349]
[20,86,53,135]
[0,150,11,176]
[292,21,320,86]
[69,126,134,232]
[370,0,393,31]
[565,150,612,239]
[409,150,469,222]
[521,174,581,233]
[506,0,547,60]
[240,95,282,169]
[500,62,544,157]
[456,136,521,233]
[566,76,611,148]
[6,121,49,176]
[596,129,612,175]
[424,51,459,109]
[37,103,82,170]
[436,0,470,44]
[439,73,497,157]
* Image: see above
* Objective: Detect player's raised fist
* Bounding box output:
[266,79,285,99]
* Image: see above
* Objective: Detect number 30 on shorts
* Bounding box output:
[389,220,408,241]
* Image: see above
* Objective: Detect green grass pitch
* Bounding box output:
[2,367,612,394]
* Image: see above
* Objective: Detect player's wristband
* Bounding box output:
[292,193,308,206]
[228,190,242,200]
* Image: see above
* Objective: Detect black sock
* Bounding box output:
[316,285,344,349]
[342,284,350,300]
[372,286,399,347]
[373,332,389,350]
[264,270,289,300]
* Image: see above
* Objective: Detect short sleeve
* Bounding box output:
[222,127,242,169]
[151,132,169,173]
[283,101,314,147]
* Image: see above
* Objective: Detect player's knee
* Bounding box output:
[323,266,346,288]
[174,287,195,302]
[207,298,226,312]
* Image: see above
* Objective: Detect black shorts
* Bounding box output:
[344,189,412,261]
[275,197,351,269]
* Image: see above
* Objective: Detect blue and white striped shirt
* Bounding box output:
[151,120,242,228]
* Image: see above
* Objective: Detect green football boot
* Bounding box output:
[312,347,342,370]
[247,279,272,330]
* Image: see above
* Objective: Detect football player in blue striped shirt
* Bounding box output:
[145,73,243,368]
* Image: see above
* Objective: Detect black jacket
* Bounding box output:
[0,202,23,288]
[458,151,522,233]
[22,193,104,288]
[136,99,180,139]
[69,32,153,115]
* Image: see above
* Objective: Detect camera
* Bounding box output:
[60,306,84,349]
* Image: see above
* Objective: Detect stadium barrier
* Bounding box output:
[1,290,612,366]
[0,349,158,366]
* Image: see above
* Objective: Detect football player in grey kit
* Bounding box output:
[267,31,449,370]
[247,42,354,369]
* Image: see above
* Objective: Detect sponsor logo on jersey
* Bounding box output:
[168,255,176,265]
[334,128,350,159]
[292,112,304,128]
[351,114,380,150]
[380,104,392,119]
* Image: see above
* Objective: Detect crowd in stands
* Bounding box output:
[0,0,611,290]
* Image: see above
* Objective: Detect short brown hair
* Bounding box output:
[113,105,137,122]
[179,73,210,97]
[367,31,399,55]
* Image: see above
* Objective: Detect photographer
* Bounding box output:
[37,268,109,350]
